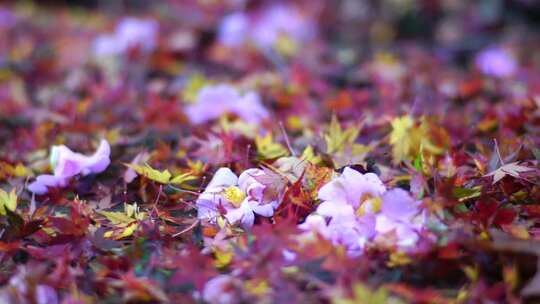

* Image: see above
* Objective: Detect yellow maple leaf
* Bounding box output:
[324,115,361,154]
[301,145,321,164]
[125,163,172,184]
[0,188,17,216]
[218,116,258,138]
[389,115,448,165]
[245,280,270,296]
[255,133,289,160]
[187,159,205,175]
[0,162,32,179]
[170,172,197,185]
[125,163,197,186]
[182,74,209,104]
[100,203,146,239]
[387,251,412,267]
[214,246,233,268]
[333,283,405,304]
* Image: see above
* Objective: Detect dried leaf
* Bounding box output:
[484,162,534,184]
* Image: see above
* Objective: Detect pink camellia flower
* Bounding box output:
[251,4,315,48]
[185,84,269,124]
[217,4,316,50]
[93,17,158,57]
[299,213,375,256]
[475,47,517,78]
[196,167,281,228]
[28,140,111,194]
[218,12,250,48]
[375,188,426,247]
[202,275,242,304]
[299,167,426,255]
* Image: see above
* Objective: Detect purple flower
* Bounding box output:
[251,4,315,48]
[196,167,280,228]
[375,189,425,247]
[475,47,517,78]
[218,12,250,47]
[93,17,158,56]
[217,4,316,50]
[299,167,426,255]
[317,167,386,213]
[28,140,111,194]
[185,84,268,124]
[202,275,242,304]
[0,8,16,29]
[35,285,58,304]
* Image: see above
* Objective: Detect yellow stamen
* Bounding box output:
[223,186,246,208]
[356,194,383,217]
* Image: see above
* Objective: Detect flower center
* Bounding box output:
[356,194,382,217]
[223,186,246,207]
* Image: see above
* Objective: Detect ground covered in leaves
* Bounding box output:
[1,1,540,303]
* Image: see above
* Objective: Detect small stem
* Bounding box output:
[494,138,505,165]
[151,185,163,217]
[167,184,200,195]
[173,219,200,237]
[279,121,296,157]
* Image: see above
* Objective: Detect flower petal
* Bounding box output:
[381,188,419,220]
[248,201,274,217]
[206,168,238,190]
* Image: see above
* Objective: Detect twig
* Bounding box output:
[151,184,163,218]
[167,184,200,196]
[173,219,200,237]
[279,121,296,157]
[494,138,505,165]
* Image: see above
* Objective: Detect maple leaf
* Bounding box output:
[333,283,405,304]
[253,166,288,202]
[389,115,448,165]
[300,145,321,164]
[484,162,534,184]
[323,115,372,167]
[182,73,209,104]
[125,163,196,185]
[0,188,17,216]
[99,203,146,239]
[125,163,172,184]
[0,162,32,180]
[255,133,289,160]
[323,115,360,154]
[170,172,197,185]
[389,115,416,163]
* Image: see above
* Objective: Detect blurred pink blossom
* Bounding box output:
[93,17,158,56]
[475,47,517,78]
[185,84,268,124]
[202,275,242,304]
[28,140,111,194]
[218,4,315,49]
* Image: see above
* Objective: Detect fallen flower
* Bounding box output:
[185,84,269,124]
[475,47,517,78]
[202,275,243,304]
[196,167,282,228]
[374,188,426,247]
[300,167,427,255]
[93,17,158,57]
[218,4,316,53]
[28,140,111,194]
[0,188,17,215]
